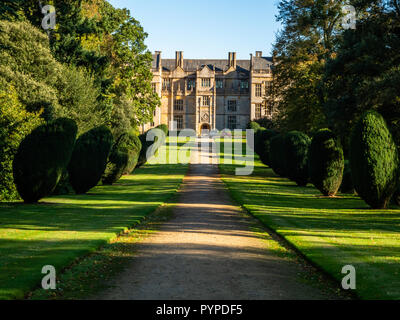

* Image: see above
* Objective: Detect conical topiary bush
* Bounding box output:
[68,126,114,194]
[12,118,77,203]
[270,133,287,177]
[308,129,344,197]
[283,131,311,186]
[350,110,399,209]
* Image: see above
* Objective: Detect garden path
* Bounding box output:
[96,138,340,300]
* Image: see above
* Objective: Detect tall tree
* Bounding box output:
[324,0,400,149]
[271,0,346,133]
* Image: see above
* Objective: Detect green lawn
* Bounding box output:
[0,139,189,299]
[218,138,400,300]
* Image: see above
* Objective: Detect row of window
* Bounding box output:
[158,79,252,91]
[172,115,238,130]
[173,99,238,111]
[173,99,271,117]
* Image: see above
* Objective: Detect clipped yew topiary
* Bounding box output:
[68,126,113,194]
[308,129,344,197]
[254,127,267,156]
[156,124,169,136]
[137,131,152,168]
[270,133,287,177]
[350,111,399,209]
[247,121,261,131]
[12,118,77,203]
[102,144,129,185]
[121,132,142,175]
[283,131,311,186]
[258,129,278,166]
[136,128,165,168]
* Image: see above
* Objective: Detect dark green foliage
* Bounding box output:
[255,117,274,129]
[257,129,278,166]
[392,186,400,206]
[156,124,169,136]
[283,131,311,186]
[247,121,261,131]
[254,127,266,156]
[12,118,77,203]
[137,132,152,168]
[0,86,43,201]
[136,129,164,168]
[102,131,142,184]
[340,160,354,194]
[102,147,129,185]
[52,170,74,196]
[68,126,114,194]
[308,129,344,197]
[269,134,287,177]
[117,132,142,175]
[350,111,399,209]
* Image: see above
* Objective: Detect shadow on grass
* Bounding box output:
[219,162,400,299]
[0,162,188,299]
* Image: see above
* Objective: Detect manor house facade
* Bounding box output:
[145,51,273,134]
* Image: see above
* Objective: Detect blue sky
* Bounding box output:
[108,0,281,59]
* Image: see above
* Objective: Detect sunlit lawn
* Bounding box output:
[218,137,400,300]
[0,138,189,299]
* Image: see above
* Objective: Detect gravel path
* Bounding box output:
[96,138,340,300]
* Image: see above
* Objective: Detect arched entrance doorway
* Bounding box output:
[200,123,211,136]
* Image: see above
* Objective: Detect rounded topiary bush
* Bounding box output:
[102,144,130,185]
[254,127,267,156]
[156,124,169,136]
[350,110,399,209]
[340,160,354,194]
[118,132,142,175]
[283,131,311,186]
[136,128,165,168]
[68,126,114,194]
[258,129,278,166]
[270,133,287,177]
[13,118,77,203]
[247,121,261,131]
[137,131,152,168]
[308,129,344,197]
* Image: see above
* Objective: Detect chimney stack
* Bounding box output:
[256,51,262,58]
[228,52,237,69]
[155,51,162,71]
[175,51,183,68]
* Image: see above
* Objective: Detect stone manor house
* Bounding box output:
[144,51,274,134]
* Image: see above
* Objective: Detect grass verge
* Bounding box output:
[0,138,189,300]
[218,138,400,300]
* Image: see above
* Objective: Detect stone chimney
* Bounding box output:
[250,53,253,71]
[175,51,183,68]
[255,51,262,58]
[228,52,237,69]
[155,51,162,71]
